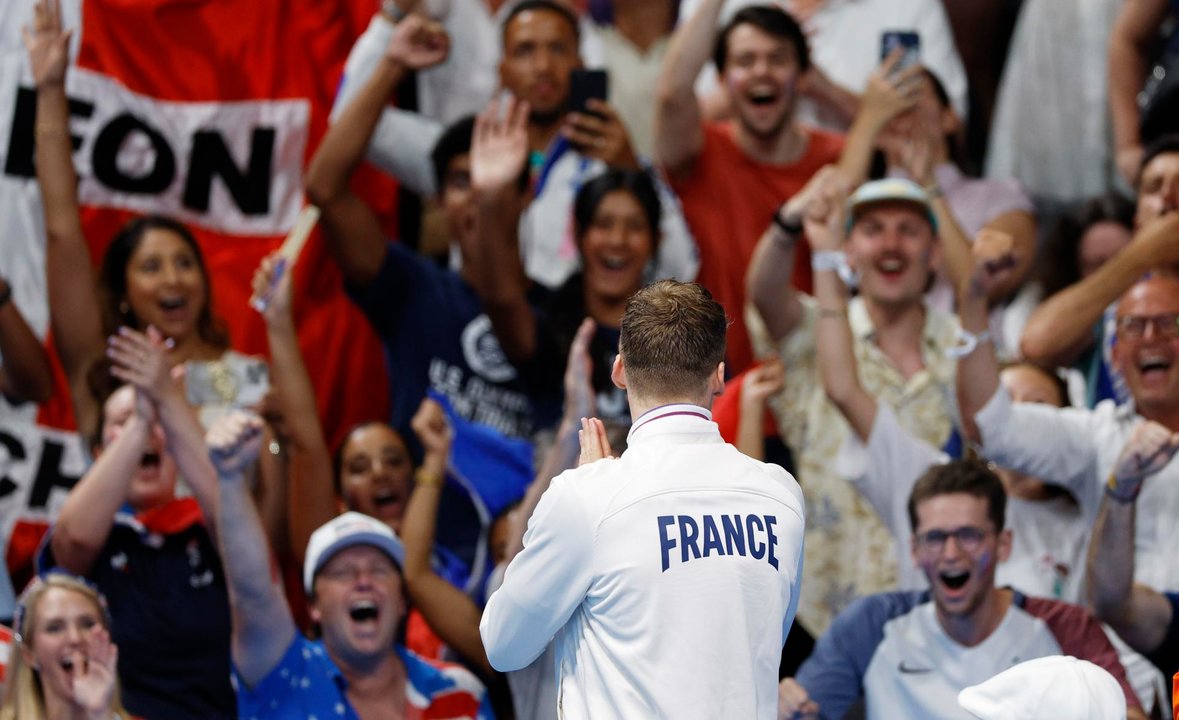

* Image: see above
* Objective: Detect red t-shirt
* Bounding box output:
[672,122,844,375]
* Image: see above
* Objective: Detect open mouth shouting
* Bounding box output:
[1137,353,1174,384]
[874,254,908,280]
[349,600,379,624]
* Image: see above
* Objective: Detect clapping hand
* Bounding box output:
[70,625,119,714]
[578,417,614,467]
[108,326,177,405]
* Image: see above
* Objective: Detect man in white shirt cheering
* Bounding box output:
[480,280,806,718]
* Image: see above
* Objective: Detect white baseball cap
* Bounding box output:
[845,178,938,233]
[957,655,1127,720]
[303,512,405,594]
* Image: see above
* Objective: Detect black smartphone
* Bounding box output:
[569,68,609,116]
[881,30,921,71]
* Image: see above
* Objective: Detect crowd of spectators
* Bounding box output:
[2,0,1178,717]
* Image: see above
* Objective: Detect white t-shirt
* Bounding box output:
[480,404,805,719]
[833,403,1089,600]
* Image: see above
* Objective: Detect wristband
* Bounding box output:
[946,327,991,359]
[415,467,443,488]
[811,251,860,288]
[773,211,803,238]
[1105,472,1142,504]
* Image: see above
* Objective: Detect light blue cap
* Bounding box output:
[845,178,938,233]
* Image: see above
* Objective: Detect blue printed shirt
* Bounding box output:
[235,636,494,720]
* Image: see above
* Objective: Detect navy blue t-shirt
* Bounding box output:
[528,273,629,431]
[40,501,234,720]
[348,242,535,441]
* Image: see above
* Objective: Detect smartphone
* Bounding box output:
[185,355,270,409]
[881,30,921,71]
[568,69,609,116]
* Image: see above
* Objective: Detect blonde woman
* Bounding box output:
[1,574,129,720]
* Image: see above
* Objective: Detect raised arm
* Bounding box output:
[0,276,54,404]
[808,170,878,441]
[955,233,1011,443]
[470,96,536,364]
[332,11,444,196]
[304,14,449,288]
[1021,212,1179,365]
[209,411,297,689]
[654,0,721,178]
[25,0,106,436]
[50,387,150,575]
[1108,0,1170,185]
[747,167,836,344]
[108,327,219,525]
[399,398,492,673]
[1088,421,1179,654]
[249,252,336,565]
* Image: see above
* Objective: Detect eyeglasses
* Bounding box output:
[914,526,991,554]
[1117,313,1179,340]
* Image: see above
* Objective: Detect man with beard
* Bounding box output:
[777,460,1144,720]
[332,0,698,291]
[656,1,843,375]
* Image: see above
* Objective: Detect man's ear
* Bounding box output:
[611,354,627,390]
[708,362,725,397]
[996,528,1013,564]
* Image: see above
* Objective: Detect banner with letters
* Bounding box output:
[0,0,398,604]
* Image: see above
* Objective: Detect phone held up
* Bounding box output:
[881,30,921,72]
[569,68,608,118]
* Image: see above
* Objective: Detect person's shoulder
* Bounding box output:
[842,590,930,628]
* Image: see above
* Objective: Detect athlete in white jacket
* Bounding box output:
[481,280,806,719]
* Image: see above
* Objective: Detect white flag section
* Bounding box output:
[0,0,87,620]
[64,68,311,236]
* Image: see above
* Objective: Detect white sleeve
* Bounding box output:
[480,474,596,671]
[974,386,1101,498]
[333,14,443,197]
[834,404,945,539]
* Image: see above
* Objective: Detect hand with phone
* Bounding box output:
[563,69,639,170]
[861,47,925,133]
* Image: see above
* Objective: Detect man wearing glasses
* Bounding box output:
[959,272,1179,607]
[777,460,1144,720]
